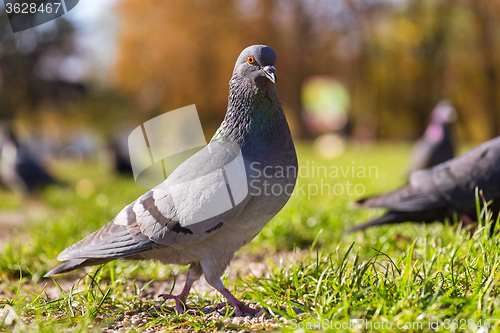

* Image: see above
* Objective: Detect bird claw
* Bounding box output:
[159,293,192,313]
[216,302,227,310]
[234,302,259,316]
[217,300,259,316]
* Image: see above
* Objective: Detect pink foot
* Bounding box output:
[159,283,193,313]
[218,288,259,316]
[460,214,477,235]
[460,214,475,226]
[160,293,192,313]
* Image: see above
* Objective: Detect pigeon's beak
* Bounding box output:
[262,65,276,83]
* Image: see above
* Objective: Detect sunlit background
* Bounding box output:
[0,0,496,234]
[2,0,500,148]
[1,1,500,327]
[0,1,499,329]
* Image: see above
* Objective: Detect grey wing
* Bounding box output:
[355,182,447,212]
[426,136,500,209]
[56,186,251,264]
[57,206,155,261]
[359,137,500,212]
[56,140,252,262]
[401,136,500,211]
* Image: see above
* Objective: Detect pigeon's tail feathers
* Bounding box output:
[45,220,155,277]
[346,212,413,233]
[44,258,110,277]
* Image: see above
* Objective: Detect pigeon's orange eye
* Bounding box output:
[247,56,255,64]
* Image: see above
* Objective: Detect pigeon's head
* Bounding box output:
[233,45,277,87]
[431,100,457,125]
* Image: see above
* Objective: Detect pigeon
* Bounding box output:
[45,45,298,316]
[347,136,500,233]
[407,100,457,173]
[0,127,57,195]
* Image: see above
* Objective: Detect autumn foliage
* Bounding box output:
[114,0,500,141]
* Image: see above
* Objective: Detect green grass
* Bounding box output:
[1,142,500,332]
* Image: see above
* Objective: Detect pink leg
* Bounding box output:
[200,257,259,316]
[460,214,476,235]
[460,214,475,226]
[159,263,202,313]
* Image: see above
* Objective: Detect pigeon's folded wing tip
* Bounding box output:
[44,258,87,277]
[44,270,57,278]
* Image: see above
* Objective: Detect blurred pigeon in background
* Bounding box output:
[45,45,298,316]
[108,130,133,175]
[347,136,500,233]
[0,125,58,195]
[407,100,457,173]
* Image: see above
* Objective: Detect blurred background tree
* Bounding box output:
[0,10,82,121]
